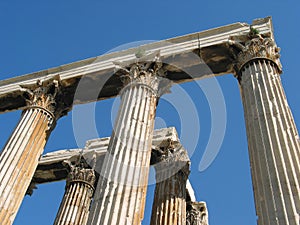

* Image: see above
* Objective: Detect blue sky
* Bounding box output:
[0,1,299,225]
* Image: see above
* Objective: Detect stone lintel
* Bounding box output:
[32,126,199,205]
[0,17,273,113]
[32,127,180,184]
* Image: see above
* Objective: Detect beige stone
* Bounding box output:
[53,160,96,225]
[231,33,300,225]
[150,139,190,225]
[0,79,61,225]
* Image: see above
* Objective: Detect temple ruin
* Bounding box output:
[0,17,299,225]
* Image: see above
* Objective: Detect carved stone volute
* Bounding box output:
[151,139,190,183]
[114,51,172,97]
[186,201,209,225]
[64,160,96,189]
[20,77,71,121]
[229,29,282,77]
[21,79,58,114]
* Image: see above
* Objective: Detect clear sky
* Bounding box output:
[0,1,299,225]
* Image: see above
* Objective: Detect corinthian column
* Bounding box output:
[54,160,96,225]
[186,201,208,225]
[0,79,63,225]
[88,52,171,225]
[230,32,300,225]
[150,139,190,225]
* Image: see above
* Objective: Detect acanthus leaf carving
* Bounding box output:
[152,138,190,183]
[114,51,172,97]
[186,201,209,225]
[64,160,96,189]
[229,30,282,74]
[20,78,60,116]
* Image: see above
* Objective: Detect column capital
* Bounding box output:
[229,30,282,75]
[186,201,209,225]
[55,159,96,225]
[64,160,96,189]
[20,77,71,120]
[151,139,190,182]
[152,139,190,163]
[114,51,172,97]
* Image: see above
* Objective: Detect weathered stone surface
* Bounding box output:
[53,160,96,225]
[232,33,300,225]
[0,17,273,113]
[1,16,298,225]
[0,79,60,225]
[87,54,171,225]
[150,139,190,225]
[186,201,209,225]
[31,127,179,186]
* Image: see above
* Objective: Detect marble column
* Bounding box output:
[186,201,209,225]
[231,33,300,224]
[54,160,96,225]
[150,139,190,225]
[88,52,171,225]
[0,79,61,225]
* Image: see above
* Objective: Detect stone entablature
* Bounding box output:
[1,16,298,225]
[32,127,180,185]
[0,17,273,113]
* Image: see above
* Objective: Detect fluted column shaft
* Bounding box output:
[0,80,60,225]
[88,53,170,225]
[233,34,300,225]
[54,163,96,225]
[150,141,190,225]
